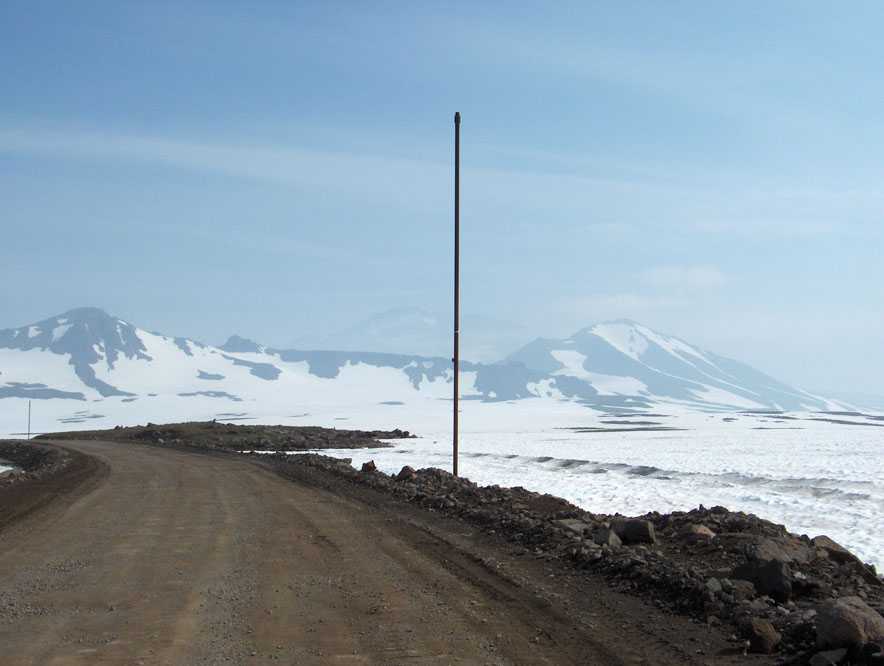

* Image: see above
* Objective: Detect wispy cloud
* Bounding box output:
[549,266,726,334]
[549,292,689,333]
[0,126,448,208]
[0,124,877,241]
[639,265,726,290]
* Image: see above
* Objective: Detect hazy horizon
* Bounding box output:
[2,2,883,394]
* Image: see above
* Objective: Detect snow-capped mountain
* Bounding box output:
[506,320,837,411]
[0,308,843,434]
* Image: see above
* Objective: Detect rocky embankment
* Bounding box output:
[271,453,884,665]
[0,440,101,533]
[0,441,72,487]
[39,421,411,451]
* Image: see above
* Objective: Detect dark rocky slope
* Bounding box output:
[39,421,411,451]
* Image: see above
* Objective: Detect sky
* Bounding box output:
[1,1,883,395]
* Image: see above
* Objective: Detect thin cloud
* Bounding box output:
[639,265,726,290]
[0,125,876,240]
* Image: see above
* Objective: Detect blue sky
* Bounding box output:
[1,1,883,394]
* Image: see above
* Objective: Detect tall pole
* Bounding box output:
[27,400,31,441]
[453,111,461,477]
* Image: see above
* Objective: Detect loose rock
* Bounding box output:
[612,519,656,545]
[808,648,848,665]
[396,465,416,481]
[741,617,781,654]
[816,596,884,649]
[592,527,622,549]
[732,558,792,603]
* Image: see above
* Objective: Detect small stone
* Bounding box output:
[592,527,622,549]
[809,648,848,666]
[741,617,781,654]
[681,524,716,540]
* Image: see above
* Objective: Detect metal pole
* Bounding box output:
[453,111,461,477]
[27,400,31,440]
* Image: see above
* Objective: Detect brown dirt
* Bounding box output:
[39,421,410,452]
[0,439,767,665]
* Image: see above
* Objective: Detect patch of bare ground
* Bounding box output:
[38,420,411,451]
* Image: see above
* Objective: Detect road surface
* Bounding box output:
[0,440,742,665]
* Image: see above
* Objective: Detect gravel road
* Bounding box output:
[0,440,749,665]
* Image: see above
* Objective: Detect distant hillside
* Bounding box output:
[0,308,843,426]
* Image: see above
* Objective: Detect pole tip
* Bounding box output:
[454,111,461,124]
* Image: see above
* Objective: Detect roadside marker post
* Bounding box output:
[453,112,461,477]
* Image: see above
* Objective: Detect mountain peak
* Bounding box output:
[571,318,645,338]
[220,335,264,353]
[57,307,120,324]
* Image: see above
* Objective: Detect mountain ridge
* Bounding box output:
[0,307,844,413]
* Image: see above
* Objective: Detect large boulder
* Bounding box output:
[612,519,656,545]
[749,536,812,564]
[812,535,857,564]
[816,596,884,649]
[732,558,792,602]
[396,465,416,481]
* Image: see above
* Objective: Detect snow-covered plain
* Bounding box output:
[315,406,884,571]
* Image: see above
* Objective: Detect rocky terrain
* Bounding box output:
[270,452,884,665]
[16,422,884,664]
[0,439,105,532]
[39,420,411,452]
[0,439,74,487]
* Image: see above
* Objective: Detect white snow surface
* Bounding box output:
[634,323,710,366]
[586,373,648,396]
[591,322,649,360]
[551,349,649,395]
[318,411,884,571]
[51,324,72,342]
[0,348,100,398]
[550,350,592,379]
[689,385,764,410]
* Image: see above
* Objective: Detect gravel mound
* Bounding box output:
[39,421,411,451]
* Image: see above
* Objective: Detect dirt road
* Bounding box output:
[0,440,746,665]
